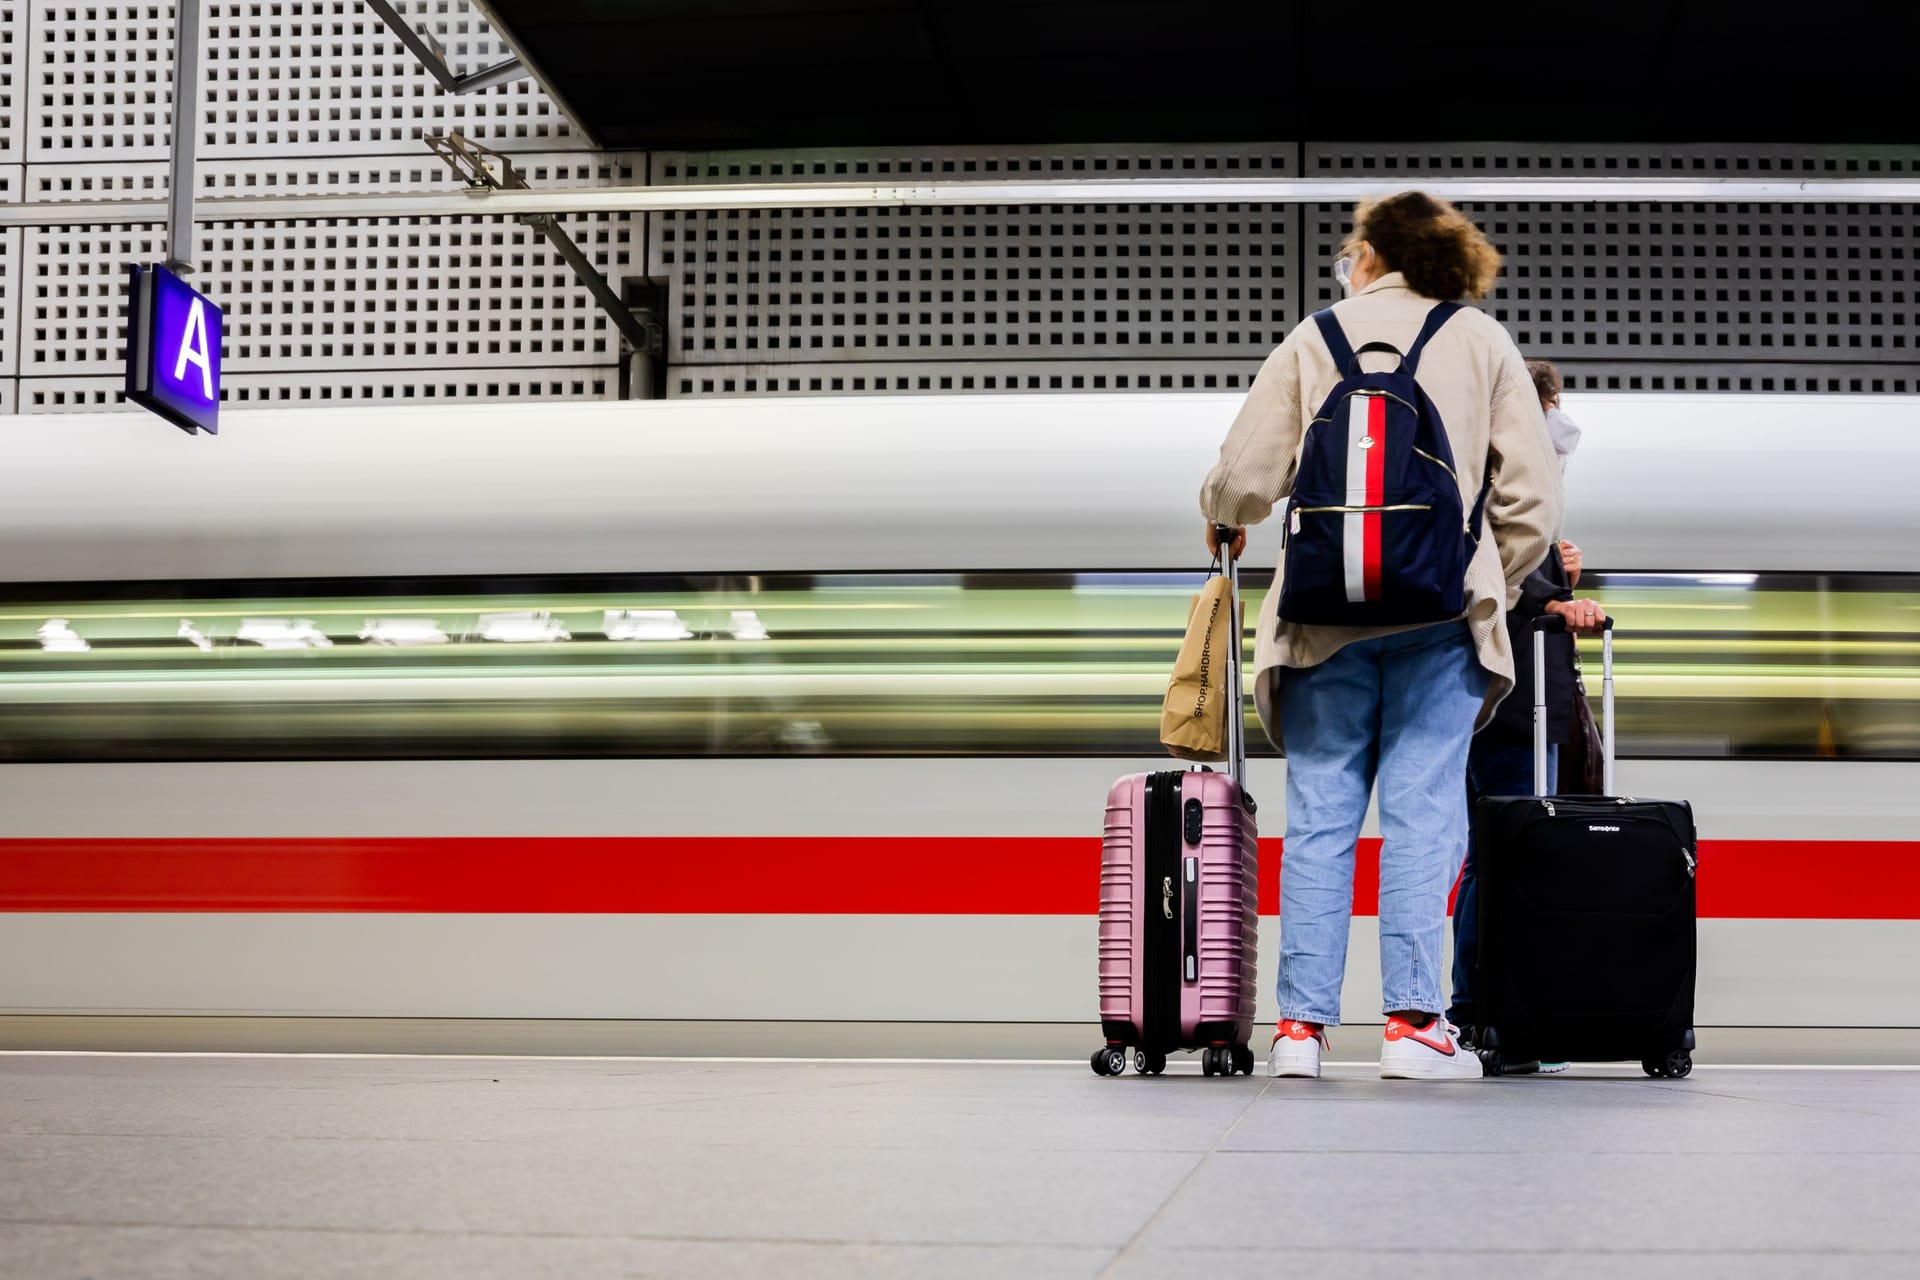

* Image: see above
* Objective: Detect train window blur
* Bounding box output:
[0,572,1913,762]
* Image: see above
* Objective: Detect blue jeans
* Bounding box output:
[1276,621,1488,1025]
[1447,737,1558,1028]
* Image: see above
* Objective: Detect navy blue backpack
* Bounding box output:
[1277,303,1492,627]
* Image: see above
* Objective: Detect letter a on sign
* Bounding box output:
[126,263,222,435]
[173,298,215,400]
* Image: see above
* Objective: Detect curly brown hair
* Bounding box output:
[1343,191,1501,301]
[1526,359,1563,408]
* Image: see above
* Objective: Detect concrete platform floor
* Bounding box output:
[1,1054,1916,1279]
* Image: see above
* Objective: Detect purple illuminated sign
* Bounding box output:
[126,263,222,435]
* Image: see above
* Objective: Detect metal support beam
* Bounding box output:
[364,0,529,94]
[521,212,657,356]
[425,134,659,365]
[9,177,1920,229]
[165,1,202,273]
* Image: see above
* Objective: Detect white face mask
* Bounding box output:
[1335,255,1357,296]
[1544,406,1582,464]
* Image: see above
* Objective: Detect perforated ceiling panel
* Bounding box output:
[0,2,19,164]
[25,150,637,202]
[652,145,1298,398]
[20,221,166,379]
[202,0,579,156]
[7,0,640,413]
[1301,144,1920,394]
[0,226,19,377]
[20,212,636,376]
[1,0,20,204]
[7,0,1919,420]
[25,0,576,164]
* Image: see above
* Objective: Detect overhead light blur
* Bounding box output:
[38,619,89,654]
[178,621,214,652]
[1599,573,1762,588]
[603,609,693,641]
[359,618,449,646]
[237,618,334,650]
[478,611,570,643]
[729,610,770,641]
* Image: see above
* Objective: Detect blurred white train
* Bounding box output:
[0,392,1916,1039]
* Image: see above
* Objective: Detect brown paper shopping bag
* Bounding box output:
[1159,572,1234,761]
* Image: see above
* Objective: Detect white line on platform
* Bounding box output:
[2,1050,1918,1070]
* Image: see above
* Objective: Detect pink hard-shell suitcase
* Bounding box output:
[1093,534,1260,1077]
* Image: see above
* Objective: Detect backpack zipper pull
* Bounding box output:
[1683,847,1697,878]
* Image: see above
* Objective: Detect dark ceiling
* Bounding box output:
[480,1,1918,150]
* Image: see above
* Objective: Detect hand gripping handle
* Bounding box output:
[1532,614,1615,796]
[1214,526,1247,794]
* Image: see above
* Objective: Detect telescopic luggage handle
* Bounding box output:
[1532,614,1615,797]
[1214,525,1247,794]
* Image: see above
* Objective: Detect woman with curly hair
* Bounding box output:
[1200,191,1563,1081]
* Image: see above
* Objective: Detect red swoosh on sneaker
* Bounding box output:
[1389,1020,1456,1056]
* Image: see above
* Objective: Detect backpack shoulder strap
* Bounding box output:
[1310,309,1355,377]
[1403,302,1463,374]
[1467,459,1495,545]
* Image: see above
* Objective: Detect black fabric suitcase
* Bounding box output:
[1472,615,1700,1078]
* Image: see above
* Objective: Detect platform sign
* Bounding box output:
[126,263,222,435]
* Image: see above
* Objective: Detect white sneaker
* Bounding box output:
[1268,1019,1330,1078]
[1379,1016,1484,1080]
[1538,1060,1570,1074]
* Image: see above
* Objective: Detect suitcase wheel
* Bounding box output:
[1478,1048,1507,1078]
[1232,1044,1255,1076]
[1201,1045,1243,1077]
[1642,1049,1693,1079]
[1133,1049,1166,1076]
[1091,1046,1128,1077]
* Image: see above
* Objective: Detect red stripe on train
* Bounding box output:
[0,837,1914,918]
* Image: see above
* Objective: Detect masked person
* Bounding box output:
[1447,357,1606,1073]
[1532,359,1581,471]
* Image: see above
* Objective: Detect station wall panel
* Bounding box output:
[657,142,1920,399]
[669,359,1264,399]
[1299,144,1920,379]
[1559,361,1916,396]
[651,144,1300,392]
[4,1,1917,414]
[16,369,613,412]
